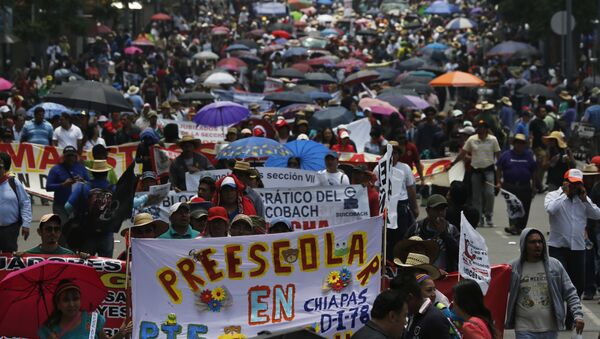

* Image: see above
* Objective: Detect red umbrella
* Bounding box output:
[216,57,248,72]
[151,12,172,21]
[307,56,338,67]
[290,62,314,73]
[272,30,292,39]
[211,26,230,35]
[92,23,113,35]
[0,77,14,91]
[336,58,366,71]
[124,46,143,55]
[0,261,108,338]
[260,44,285,55]
[132,35,154,47]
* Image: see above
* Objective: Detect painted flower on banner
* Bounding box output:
[195,286,233,313]
[218,325,246,339]
[323,267,352,292]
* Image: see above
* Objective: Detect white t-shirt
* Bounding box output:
[374,161,415,201]
[318,170,350,186]
[84,138,106,151]
[53,125,83,149]
[462,134,500,169]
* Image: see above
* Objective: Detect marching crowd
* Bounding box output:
[1,0,600,337]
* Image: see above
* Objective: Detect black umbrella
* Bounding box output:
[397,82,432,94]
[264,91,313,105]
[45,80,131,112]
[289,85,320,94]
[268,23,294,33]
[236,51,262,64]
[179,91,215,102]
[379,87,419,97]
[300,72,337,85]
[272,68,306,79]
[371,67,401,83]
[518,84,556,98]
[398,57,427,71]
[309,106,354,130]
[234,39,259,50]
[343,70,380,85]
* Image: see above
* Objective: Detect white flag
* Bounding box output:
[500,188,525,219]
[376,144,394,228]
[459,212,491,294]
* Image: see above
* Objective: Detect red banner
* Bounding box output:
[435,264,512,338]
[0,254,127,338]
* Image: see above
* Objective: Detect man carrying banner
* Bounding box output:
[505,228,584,338]
[158,202,200,239]
[496,133,537,235]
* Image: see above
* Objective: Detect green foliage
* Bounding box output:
[12,0,86,41]
[498,0,598,39]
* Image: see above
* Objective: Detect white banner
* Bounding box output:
[185,168,321,190]
[500,188,525,219]
[376,144,394,228]
[459,212,491,294]
[255,185,370,230]
[132,217,384,339]
[334,118,371,153]
[157,118,226,143]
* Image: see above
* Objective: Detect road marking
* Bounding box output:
[495,230,509,239]
[582,303,600,326]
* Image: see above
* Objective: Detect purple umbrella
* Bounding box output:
[398,95,430,110]
[193,101,250,127]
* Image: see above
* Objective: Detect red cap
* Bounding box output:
[592,156,600,166]
[253,125,266,137]
[208,206,229,222]
[274,119,288,130]
[564,169,584,183]
[190,196,206,204]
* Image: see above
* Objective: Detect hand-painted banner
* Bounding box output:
[131,217,383,339]
[185,167,320,190]
[412,157,464,187]
[255,185,370,230]
[157,118,226,143]
[0,142,138,199]
[0,254,127,337]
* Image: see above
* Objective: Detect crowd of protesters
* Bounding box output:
[1,0,600,337]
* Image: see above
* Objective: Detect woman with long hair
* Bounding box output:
[39,280,132,339]
[453,279,497,339]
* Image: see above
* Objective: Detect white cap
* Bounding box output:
[458,126,476,135]
[221,176,237,189]
[340,131,350,139]
[463,120,473,127]
[0,106,10,113]
[545,99,554,107]
[169,202,189,216]
[97,115,108,122]
[185,77,195,85]
[297,133,309,140]
[451,109,463,117]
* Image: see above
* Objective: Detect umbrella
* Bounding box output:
[0,261,107,339]
[372,67,401,82]
[317,0,333,5]
[486,41,538,58]
[397,82,433,94]
[211,26,230,35]
[429,71,485,87]
[337,58,366,71]
[422,43,448,51]
[264,91,313,104]
[45,80,132,112]
[321,28,340,37]
[265,140,328,170]
[124,46,143,55]
[518,84,557,98]
[217,137,292,159]
[151,13,171,21]
[255,2,287,17]
[132,35,154,47]
[27,102,75,118]
[268,23,294,33]
[234,51,262,65]
[380,2,409,14]
[203,72,236,87]
[378,87,418,97]
[283,47,308,59]
[300,37,328,49]
[193,51,219,60]
[225,44,250,53]
[308,56,339,67]
[309,106,354,129]
[408,70,436,79]
[272,30,292,39]
[288,0,314,10]
[397,95,431,110]
[424,1,460,15]
[194,101,250,127]
[0,77,13,91]
[358,98,399,116]
[307,91,333,101]
[260,44,285,55]
[290,85,320,94]
[234,39,259,50]
[301,72,337,84]
[317,14,334,24]
[216,57,247,72]
[53,69,85,82]
[277,103,321,119]
[272,67,306,79]
[92,23,113,35]
[343,70,379,85]
[445,18,476,30]
[398,57,427,71]
[179,91,214,102]
[247,29,266,39]
[290,62,314,73]
[583,76,600,88]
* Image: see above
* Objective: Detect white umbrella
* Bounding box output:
[203,72,236,87]
[445,18,476,30]
[317,14,334,25]
[193,51,219,60]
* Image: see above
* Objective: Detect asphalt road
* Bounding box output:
[17,194,600,339]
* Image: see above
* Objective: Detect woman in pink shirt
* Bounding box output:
[453,279,497,339]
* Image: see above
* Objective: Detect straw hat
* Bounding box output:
[513,133,527,142]
[86,160,112,173]
[475,101,495,110]
[542,131,567,149]
[177,134,200,146]
[127,86,140,95]
[393,236,440,264]
[435,26,445,33]
[559,90,572,101]
[499,96,512,106]
[120,212,168,236]
[393,252,441,280]
[582,163,599,176]
[233,160,252,172]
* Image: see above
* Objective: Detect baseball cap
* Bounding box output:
[39,213,61,226]
[340,131,350,139]
[269,217,293,232]
[207,206,229,222]
[63,146,77,155]
[141,171,157,181]
[169,202,190,216]
[325,151,339,159]
[275,119,288,130]
[451,109,463,117]
[221,176,237,189]
[426,194,448,208]
[564,169,583,183]
[0,105,10,113]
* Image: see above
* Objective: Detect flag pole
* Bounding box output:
[124,231,132,320]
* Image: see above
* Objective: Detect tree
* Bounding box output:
[9,0,86,41]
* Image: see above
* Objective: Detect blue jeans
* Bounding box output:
[515,331,558,339]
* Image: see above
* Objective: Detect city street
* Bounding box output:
[18,193,600,338]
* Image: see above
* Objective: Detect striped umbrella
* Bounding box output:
[445,18,476,30]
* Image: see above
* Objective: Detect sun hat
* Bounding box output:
[499,96,512,106]
[86,160,112,172]
[393,252,442,280]
[542,131,567,149]
[582,163,599,176]
[474,101,494,110]
[120,213,168,236]
[393,236,440,264]
[127,86,140,95]
[177,134,200,146]
[513,133,527,142]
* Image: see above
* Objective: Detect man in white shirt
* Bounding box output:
[53,113,83,152]
[544,168,600,327]
[318,152,350,186]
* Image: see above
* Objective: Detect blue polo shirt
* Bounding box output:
[496,149,536,184]
[158,225,199,239]
[21,120,54,145]
[46,163,90,205]
[584,105,600,129]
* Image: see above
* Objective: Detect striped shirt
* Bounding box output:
[21,120,54,145]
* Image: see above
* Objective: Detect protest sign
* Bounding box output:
[157,118,226,143]
[334,118,371,153]
[0,254,127,337]
[255,185,370,230]
[413,157,464,187]
[129,191,196,225]
[131,217,383,339]
[376,144,394,228]
[185,167,321,190]
[149,183,171,202]
[459,212,491,294]
[500,188,525,219]
[0,142,137,199]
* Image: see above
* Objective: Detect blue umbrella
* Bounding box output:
[320,28,339,37]
[265,140,329,170]
[217,137,293,160]
[193,101,250,127]
[307,91,333,101]
[225,44,250,53]
[27,102,75,119]
[317,0,333,5]
[283,47,308,59]
[274,38,288,45]
[445,18,476,30]
[255,2,287,17]
[422,43,448,51]
[424,1,459,15]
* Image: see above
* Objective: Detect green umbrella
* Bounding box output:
[291,11,303,21]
